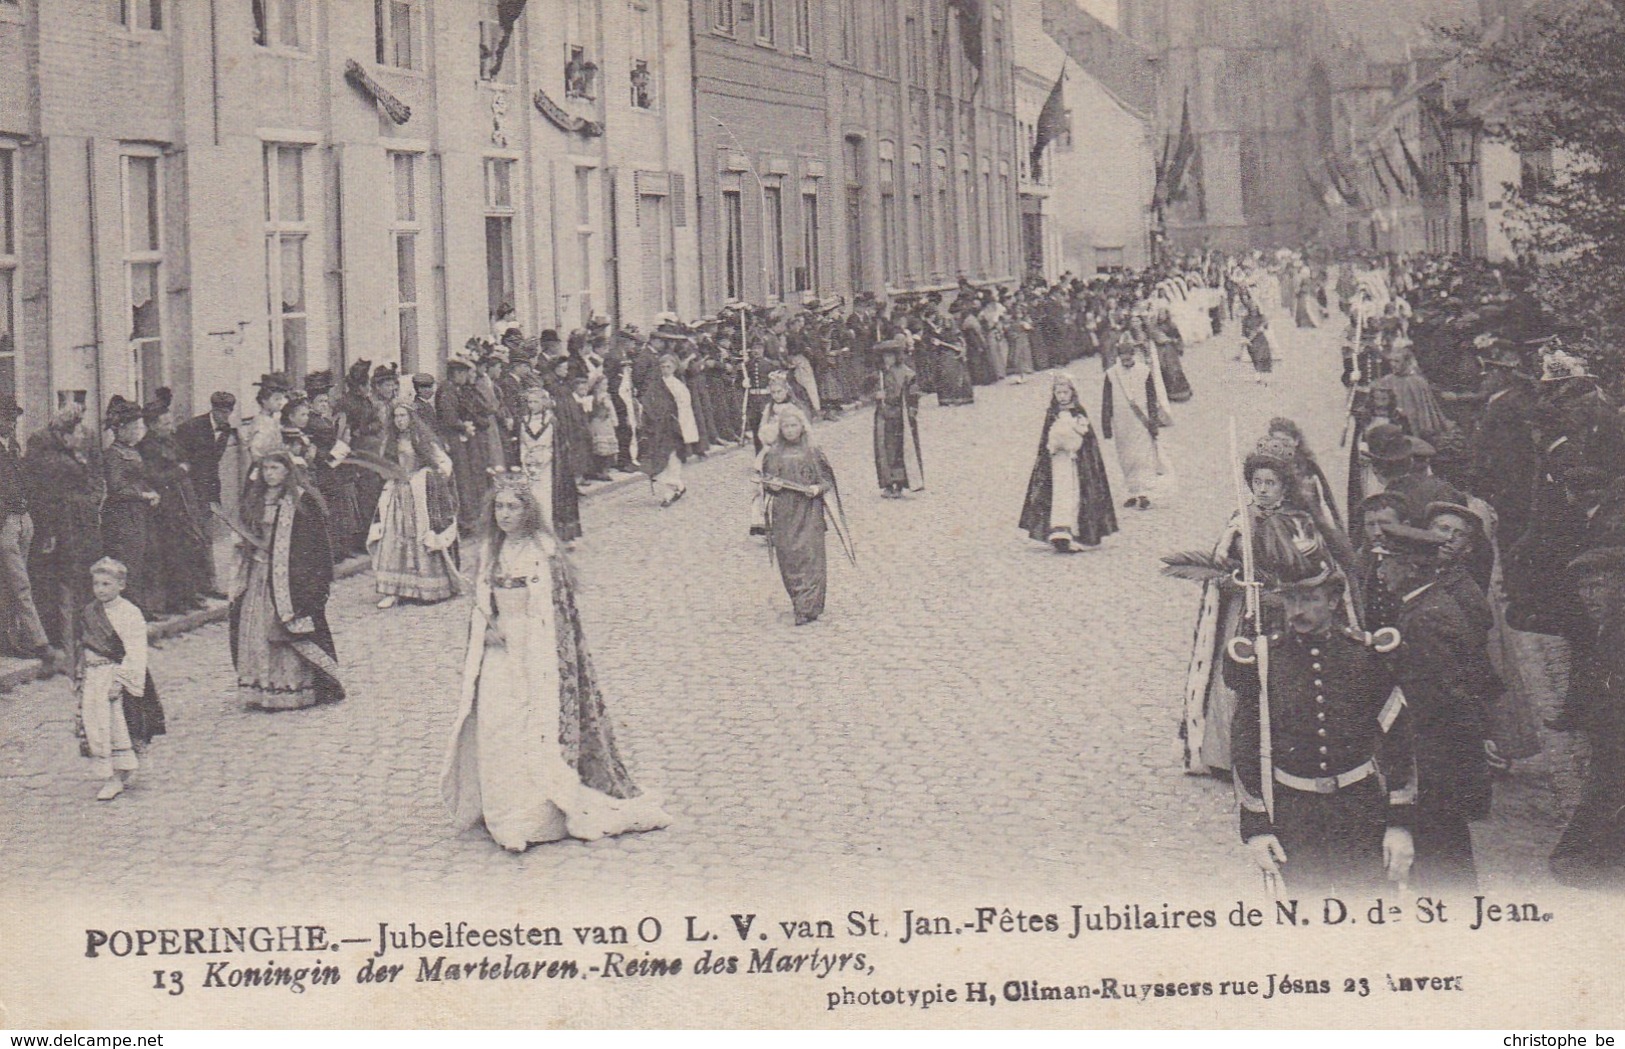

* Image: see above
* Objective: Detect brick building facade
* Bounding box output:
[0,0,697,426]
[691,0,1021,313]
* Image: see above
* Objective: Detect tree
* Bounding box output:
[1452,0,1625,361]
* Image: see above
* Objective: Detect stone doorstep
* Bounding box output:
[0,437,759,694]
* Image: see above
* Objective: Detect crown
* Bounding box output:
[488,466,531,493]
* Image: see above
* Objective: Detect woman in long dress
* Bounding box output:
[762,408,847,626]
[1100,342,1167,511]
[369,403,458,609]
[640,354,694,508]
[441,478,670,852]
[229,451,344,711]
[518,384,583,544]
[1019,373,1118,553]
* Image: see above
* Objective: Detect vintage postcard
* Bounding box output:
[2,0,1622,1031]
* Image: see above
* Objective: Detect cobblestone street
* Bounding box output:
[0,321,1574,904]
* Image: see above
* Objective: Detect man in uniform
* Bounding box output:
[1226,557,1416,893]
[1471,339,1540,547]
[1375,523,1493,890]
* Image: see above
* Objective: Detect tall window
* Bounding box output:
[713,0,735,34]
[252,0,303,47]
[755,0,775,45]
[722,188,744,301]
[958,154,972,276]
[906,5,926,85]
[479,0,518,82]
[878,150,897,284]
[839,0,859,62]
[997,170,1011,274]
[844,137,864,290]
[763,185,785,301]
[630,1,656,109]
[111,0,162,30]
[936,149,954,276]
[122,153,164,402]
[374,0,418,70]
[390,152,420,372]
[799,187,820,293]
[0,147,17,399]
[792,0,810,53]
[485,158,518,326]
[982,167,993,268]
[874,0,896,75]
[574,166,596,318]
[262,145,307,380]
[908,152,925,278]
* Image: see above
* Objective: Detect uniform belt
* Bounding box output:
[1274,761,1375,795]
[748,388,771,395]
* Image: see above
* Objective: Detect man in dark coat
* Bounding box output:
[25,407,101,666]
[1471,342,1540,547]
[174,391,237,509]
[1363,423,1464,526]
[1376,523,1493,890]
[1225,557,1416,893]
[0,394,57,668]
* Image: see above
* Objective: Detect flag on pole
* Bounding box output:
[1030,67,1068,182]
[1164,90,1196,203]
[1398,131,1431,195]
[1379,145,1409,198]
[946,0,983,75]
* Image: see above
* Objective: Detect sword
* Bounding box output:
[211,504,269,554]
[1229,418,1273,826]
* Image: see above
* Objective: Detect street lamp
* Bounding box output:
[1443,102,1483,258]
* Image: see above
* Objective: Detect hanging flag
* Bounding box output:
[1164,90,1196,204]
[1151,131,1174,209]
[1369,155,1391,200]
[1379,145,1409,198]
[946,0,984,75]
[1186,142,1207,219]
[1030,67,1068,182]
[1299,162,1334,214]
[1398,131,1431,195]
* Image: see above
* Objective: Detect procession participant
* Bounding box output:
[1267,417,1343,532]
[1224,556,1415,893]
[228,450,344,712]
[1376,523,1493,890]
[174,391,237,512]
[338,364,396,550]
[980,291,1009,381]
[750,372,810,537]
[244,372,293,469]
[518,384,582,545]
[137,388,210,616]
[929,301,975,406]
[541,352,595,486]
[26,407,103,664]
[1018,373,1118,554]
[1240,291,1273,384]
[1471,340,1540,547]
[742,337,775,454]
[960,299,994,386]
[441,473,670,852]
[369,402,458,610]
[1146,308,1193,404]
[872,338,924,499]
[303,370,362,563]
[1549,546,1625,887]
[639,354,692,508]
[78,557,164,801]
[101,397,159,621]
[277,391,316,464]
[1172,446,1337,776]
[1006,298,1036,383]
[1100,340,1164,511]
[473,345,512,480]
[761,407,850,626]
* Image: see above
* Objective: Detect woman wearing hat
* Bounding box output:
[101,397,160,619]
[245,372,293,469]
[137,389,210,615]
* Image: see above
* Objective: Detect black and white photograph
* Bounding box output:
[0,0,1622,1031]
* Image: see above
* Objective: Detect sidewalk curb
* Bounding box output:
[0,437,762,694]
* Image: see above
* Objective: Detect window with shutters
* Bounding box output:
[111,0,162,31]
[263,144,308,382]
[630,1,657,109]
[252,0,304,49]
[0,146,17,400]
[714,0,735,34]
[722,188,744,302]
[390,152,421,372]
[485,158,519,326]
[374,0,419,70]
[575,165,596,319]
[763,184,785,301]
[799,187,820,293]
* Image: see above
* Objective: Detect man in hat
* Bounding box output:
[437,355,489,529]
[1224,555,1416,892]
[0,394,60,671]
[1362,422,1463,526]
[1471,339,1540,546]
[1375,522,1493,890]
[175,391,238,510]
[411,372,438,419]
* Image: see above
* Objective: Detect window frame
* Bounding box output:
[721,186,745,303]
[484,156,521,329]
[754,0,776,47]
[262,143,311,380]
[629,0,658,110]
[110,0,163,33]
[388,150,423,373]
[713,0,736,35]
[763,182,785,303]
[252,0,306,51]
[374,0,421,72]
[791,0,810,54]
[121,148,166,403]
[573,163,599,322]
[799,184,820,294]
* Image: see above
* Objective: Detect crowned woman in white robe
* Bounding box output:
[1100,341,1171,510]
[441,478,670,851]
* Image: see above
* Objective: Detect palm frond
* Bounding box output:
[1160,549,1238,585]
